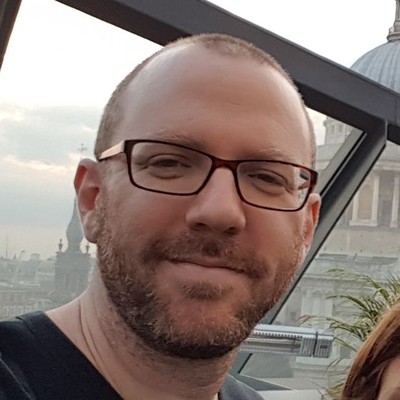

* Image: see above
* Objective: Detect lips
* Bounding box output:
[140,234,267,280]
[169,256,239,273]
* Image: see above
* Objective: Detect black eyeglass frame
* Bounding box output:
[98,139,318,212]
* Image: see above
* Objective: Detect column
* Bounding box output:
[351,192,359,222]
[371,174,380,225]
[391,175,400,227]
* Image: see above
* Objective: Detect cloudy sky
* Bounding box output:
[0,0,397,259]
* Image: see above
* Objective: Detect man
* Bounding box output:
[0,34,320,399]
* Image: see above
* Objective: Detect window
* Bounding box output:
[0,0,160,317]
[350,175,379,226]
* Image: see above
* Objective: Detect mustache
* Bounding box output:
[140,232,267,280]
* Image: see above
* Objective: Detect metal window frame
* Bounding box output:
[2,0,400,391]
[0,0,21,71]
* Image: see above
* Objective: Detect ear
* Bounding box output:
[74,158,101,244]
[303,193,321,251]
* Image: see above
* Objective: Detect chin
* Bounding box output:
[140,313,249,360]
[136,297,263,359]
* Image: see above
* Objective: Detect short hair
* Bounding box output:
[342,301,400,400]
[94,33,316,166]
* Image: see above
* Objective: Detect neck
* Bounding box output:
[47,271,237,400]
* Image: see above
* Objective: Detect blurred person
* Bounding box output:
[0,33,320,400]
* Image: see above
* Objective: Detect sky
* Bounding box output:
[0,0,397,259]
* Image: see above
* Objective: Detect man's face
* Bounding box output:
[86,45,320,359]
[377,357,400,400]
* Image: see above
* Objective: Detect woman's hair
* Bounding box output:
[342,301,400,400]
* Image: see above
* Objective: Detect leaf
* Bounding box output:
[303,269,400,395]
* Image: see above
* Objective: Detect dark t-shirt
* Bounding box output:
[0,312,264,400]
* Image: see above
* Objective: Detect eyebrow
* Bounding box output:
[241,147,295,162]
[146,131,297,162]
[147,131,206,151]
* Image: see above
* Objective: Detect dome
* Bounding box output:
[351,0,400,92]
[321,1,400,147]
[351,41,400,92]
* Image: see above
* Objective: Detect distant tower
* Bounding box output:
[388,0,400,41]
[350,0,400,91]
[51,200,91,306]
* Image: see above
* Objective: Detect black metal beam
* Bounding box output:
[0,0,22,71]
[55,0,400,135]
[388,99,400,145]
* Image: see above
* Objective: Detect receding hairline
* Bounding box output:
[95,33,316,166]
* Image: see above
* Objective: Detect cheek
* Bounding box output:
[248,212,305,253]
[114,191,189,240]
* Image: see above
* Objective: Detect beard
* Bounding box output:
[95,194,304,360]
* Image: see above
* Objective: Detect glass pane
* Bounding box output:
[0,1,351,320]
[0,0,160,317]
[241,131,400,393]
[210,0,395,67]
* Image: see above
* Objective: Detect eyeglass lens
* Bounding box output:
[129,142,311,210]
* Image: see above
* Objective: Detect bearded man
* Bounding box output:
[0,33,320,400]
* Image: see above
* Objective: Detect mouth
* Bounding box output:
[168,257,241,274]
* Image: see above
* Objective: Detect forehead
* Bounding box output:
[114,45,312,165]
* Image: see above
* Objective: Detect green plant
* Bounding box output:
[320,268,400,399]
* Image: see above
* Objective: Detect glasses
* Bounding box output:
[98,139,318,212]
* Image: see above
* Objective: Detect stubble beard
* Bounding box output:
[95,195,305,360]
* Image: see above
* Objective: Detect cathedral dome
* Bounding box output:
[351,1,400,92]
[320,2,400,154]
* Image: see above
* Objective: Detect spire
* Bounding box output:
[387,0,400,41]
[65,199,84,253]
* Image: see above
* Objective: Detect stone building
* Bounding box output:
[50,200,92,306]
[283,0,400,389]
[0,199,94,319]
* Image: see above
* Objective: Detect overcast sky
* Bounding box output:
[0,0,397,259]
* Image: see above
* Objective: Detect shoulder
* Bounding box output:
[220,375,265,400]
[0,312,45,348]
[0,311,51,376]
[0,313,44,400]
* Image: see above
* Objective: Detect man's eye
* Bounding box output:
[139,156,194,180]
[250,172,286,186]
[148,157,189,169]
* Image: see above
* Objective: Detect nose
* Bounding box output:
[185,168,246,235]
